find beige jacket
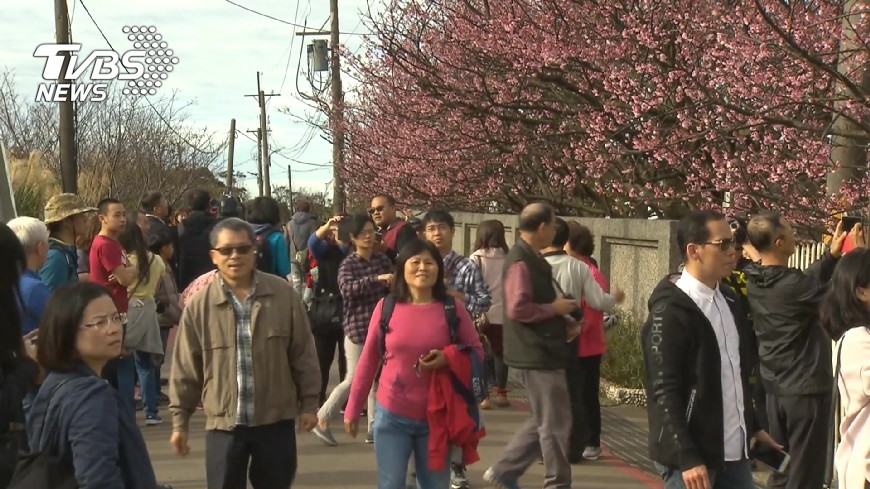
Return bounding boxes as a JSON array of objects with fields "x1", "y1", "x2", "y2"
[
  {"x1": 836, "y1": 327, "x2": 870, "y2": 489},
  {"x1": 169, "y1": 271, "x2": 321, "y2": 432}
]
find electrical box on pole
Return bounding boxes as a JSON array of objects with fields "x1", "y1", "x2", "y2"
[{"x1": 309, "y1": 40, "x2": 330, "y2": 72}]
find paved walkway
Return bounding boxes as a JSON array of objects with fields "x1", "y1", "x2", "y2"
[{"x1": 140, "y1": 400, "x2": 661, "y2": 489}]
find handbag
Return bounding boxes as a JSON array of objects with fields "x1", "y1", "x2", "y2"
[
  {"x1": 307, "y1": 292, "x2": 343, "y2": 334},
  {"x1": 8, "y1": 378, "x2": 79, "y2": 489}
]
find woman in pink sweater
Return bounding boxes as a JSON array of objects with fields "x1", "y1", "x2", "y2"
[
  {"x1": 344, "y1": 239, "x2": 484, "y2": 489},
  {"x1": 821, "y1": 247, "x2": 870, "y2": 489}
]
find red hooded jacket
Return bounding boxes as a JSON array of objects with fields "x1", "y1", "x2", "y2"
[{"x1": 427, "y1": 344, "x2": 486, "y2": 470}]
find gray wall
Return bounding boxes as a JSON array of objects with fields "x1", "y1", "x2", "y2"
[{"x1": 449, "y1": 212, "x2": 681, "y2": 322}]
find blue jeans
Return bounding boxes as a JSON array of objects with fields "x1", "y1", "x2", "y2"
[
  {"x1": 134, "y1": 350, "x2": 159, "y2": 417},
  {"x1": 116, "y1": 355, "x2": 137, "y2": 414},
  {"x1": 373, "y1": 402, "x2": 449, "y2": 489},
  {"x1": 655, "y1": 460, "x2": 754, "y2": 489}
]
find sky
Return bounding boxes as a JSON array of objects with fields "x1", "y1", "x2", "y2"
[{"x1": 0, "y1": 0, "x2": 375, "y2": 199}]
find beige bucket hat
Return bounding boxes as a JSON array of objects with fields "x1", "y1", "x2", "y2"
[{"x1": 43, "y1": 193, "x2": 97, "y2": 224}]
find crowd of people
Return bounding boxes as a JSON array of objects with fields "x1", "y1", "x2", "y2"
[{"x1": 4, "y1": 186, "x2": 868, "y2": 489}]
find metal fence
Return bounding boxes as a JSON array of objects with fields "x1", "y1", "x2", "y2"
[{"x1": 788, "y1": 241, "x2": 826, "y2": 270}]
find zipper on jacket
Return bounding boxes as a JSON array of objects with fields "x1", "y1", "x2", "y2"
[{"x1": 685, "y1": 387, "x2": 697, "y2": 422}]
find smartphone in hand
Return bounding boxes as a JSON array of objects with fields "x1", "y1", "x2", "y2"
[
  {"x1": 842, "y1": 215, "x2": 862, "y2": 233},
  {"x1": 749, "y1": 439, "x2": 790, "y2": 474}
]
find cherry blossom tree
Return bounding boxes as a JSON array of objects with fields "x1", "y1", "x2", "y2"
[{"x1": 344, "y1": 0, "x2": 870, "y2": 229}]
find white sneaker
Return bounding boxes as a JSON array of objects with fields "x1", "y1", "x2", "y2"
[{"x1": 582, "y1": 446, "x2": 602, "y2": 461}]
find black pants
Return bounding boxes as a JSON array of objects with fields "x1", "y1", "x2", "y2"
[
  {"x1": 565, "y1": 351, "x2": 603, "y2": 458},
  {"x1": 767, "y1": 392, "x2": 831, "y2": 489},
  {"x1": 206, "y1": 420, "x2": 297, "y2": 489},
  {"x1": 313, "y1": 329, "x2": 347, "y2": 406},
  {"x1": 158, "y1": 326, "x2": 171, "y2": 392}
]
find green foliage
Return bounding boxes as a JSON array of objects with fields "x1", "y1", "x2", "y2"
[
  {"x1": 601, "y1": 313, "x2": 645, "y2": 390},
  {"x1": 13, "y1": 182, "x2": 46, "y2": 219}
]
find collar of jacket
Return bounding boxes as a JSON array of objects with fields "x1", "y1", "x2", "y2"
[{"x1": 206, "y1": 271, "x2": 275, "y2": 306}]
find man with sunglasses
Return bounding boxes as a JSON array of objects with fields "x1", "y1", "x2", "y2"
[
  {"x1": 369, "y1": 194, "x2": 416, "y2": 260},
  {"x1": 642, "y1": 210, "x2": 778, "y2": 489},
  {"x1": 169, "y1": 218, "x2": 321, "y2": 489},
  {"x1": 744, "y1": 212, "x2": 857, "y2": 489}
]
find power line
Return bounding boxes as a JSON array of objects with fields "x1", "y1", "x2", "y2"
[
  {"x1": 224, "y1": 0, "x2": 309, "y2": 28},
  {"x1": 77, "y1": 0, "x2": 220, "y2": 155}
]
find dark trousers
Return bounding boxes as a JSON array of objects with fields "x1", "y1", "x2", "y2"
[
  {"x1": 313, "y1": 329, "x2": 347, "y2": 406},
  {"x1": 206, "y1": 420, "x2": 297, "y2": 489},
  {"x1": 158, "y1": 326, "x2": 171, "y2": 392},
  {"x1": 566, "y1": 353, "x2": 602, "y2": 457},
  {"x1": 766, "y1": 392, "x2": 831, "y2": 489}
]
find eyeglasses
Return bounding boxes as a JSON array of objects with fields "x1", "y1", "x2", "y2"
[
  {"x1": 368, "y1": 205, "x2": 386, "y2": 215},
  {"x1": 703, "y1": 238, "x2": 736, "y2": 251},
  {"x1": 212, "y1": 244, "x2": 255, "y2": 256},
  {"x1": 82, "y1": 312, "x2": 124, "y2": 330}
]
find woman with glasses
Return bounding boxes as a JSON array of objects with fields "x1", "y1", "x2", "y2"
[
  {"x1": 343, "y1": 239, "x2": 484, "y2": 489},
  {"x1": 312, "y1": 213, "x2": 393, "y2": 446},
  {"x1": 26, "y1": 282, "x2": 160, "y2": 489},
  {"x1": 821, "y1": 244, "x2": 870, "y2": 489}
]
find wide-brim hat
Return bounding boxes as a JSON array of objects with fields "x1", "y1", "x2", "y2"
[{"x1": 43, "y1": 193, "x2": 97, "y2": 224}]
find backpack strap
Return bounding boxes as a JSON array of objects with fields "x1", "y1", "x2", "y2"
[
  {"x1": 443, "y1": 295, "x2": 459, "y2": 344},
  {"x1": 374, "y1": 295, "x2": 397, "y2": 383}
]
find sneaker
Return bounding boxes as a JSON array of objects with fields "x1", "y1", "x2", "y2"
[
  {"x1": 494, "y1": 394, "x2": 511, "y2": 408},
  {"x1": 312, "y1": 426, "x2": 338, "y2": 446},
  {"x1": 157, "y1": 392, "x2": 170, "y2": 406},
  {"x1": 480, "y1": 398, "x2": 492, "y2": 410},
  {"x1": 483, "y1": 467, "x2": 521, "y2": 489},
  {"x1": 365, "y1": 431, "x2": 375, "y2": 444},
  {"x1": 145, "y1": 414, "x2": 163, "y2": 426},
  {"x1": 582, "y1": 446, "x2": 602, "y2": 461},
  {"x1": 135, "y1": 399, "x2": 144, "y2": 411},
  {"x1": 450, "y1": 464, "x2": 470, "y2": 489}
]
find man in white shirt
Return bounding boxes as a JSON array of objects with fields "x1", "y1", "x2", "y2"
[
  {"x1": 641, "y1": 210, "x2": 779, "y2": 489},
  {"x1": 541, "y1": 218, "x2": 625, "y2": 463}
]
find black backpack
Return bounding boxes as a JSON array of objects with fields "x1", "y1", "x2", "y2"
[{"x1": 254, "y1": 227, "x2": 280, "y2": 275}]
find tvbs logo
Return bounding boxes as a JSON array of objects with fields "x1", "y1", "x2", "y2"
[{"x1": 34, "y1": 25, "x2": 178, "y2": 102}]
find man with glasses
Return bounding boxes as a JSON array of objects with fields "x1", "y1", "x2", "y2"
[
  {"x1": 642, "y1": 210, "x2": 778, "y2": 489},
  {"x1": 744, "y1": 212, "x2": 856, "y2": 489},
  {"x1": 369, "y1": 194, "x2": 416, "y2": 260},
  {"x1": 169, "y1": 218, "x2": 321, "y2": 489}
]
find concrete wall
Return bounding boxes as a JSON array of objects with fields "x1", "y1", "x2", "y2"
[{"x1": 449, "y1": 212, "x2": 681, "y2": 322}]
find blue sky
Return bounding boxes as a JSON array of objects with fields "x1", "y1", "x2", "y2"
[{"x1": 0, "y1": 0, "x2": 374, "y2": 198}]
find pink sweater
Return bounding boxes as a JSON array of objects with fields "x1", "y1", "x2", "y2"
[
  {"x1": 345, "y1": 298, "x2": 484, "y2": 422},
  {"x1": 836, "y1": 327, "x2": 870, "y2": 489}
]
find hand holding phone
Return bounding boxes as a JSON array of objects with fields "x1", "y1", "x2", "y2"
[
  {"x1": 842, "y1": 215, "x2": 862, "y2": 233},
  {"x1": 749, "y1": 438, "x2": 790, "y2": 474}
]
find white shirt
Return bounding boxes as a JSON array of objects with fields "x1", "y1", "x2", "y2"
[
  {"x1": 675, "y1": 270, "x2": 747, "y2": 461},
  {"x1": 543, "y1": 252, "x2": 616, "y2": 313}
]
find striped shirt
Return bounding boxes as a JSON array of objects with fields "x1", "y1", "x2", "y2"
[
  {"x1": 221, "y1": 275, "x2": 258, "y2": 426},
  {"x1": 338, "y1": 251, "x2": 392, "y2": 344},
  {"x1": 443, "y1": 251, "x2": 492, "y2": 315}
]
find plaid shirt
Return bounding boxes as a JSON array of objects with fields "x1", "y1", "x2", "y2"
[
  {"x1": 444, "y1": 251, "x2": 491, "y2": 315},
  {"x1": 221, "y1": 274, "x2": 259, "y2": 426},
  {"x1": 338, "y1": 251, "x2": 392, "y2": 344}
]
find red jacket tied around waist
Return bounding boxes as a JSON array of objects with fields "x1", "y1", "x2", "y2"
[{"x1": 426, "y1": 344, "x2": 486, "y2": 470}]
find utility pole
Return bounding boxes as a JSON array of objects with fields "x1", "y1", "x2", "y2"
[
  {"x1": 248, "y1": 129, "x2": 262, "y2": 196},
  {"x1": 54, "y1": 0, "x2": 76, "y2": 193},
  {"x1": 226, "y1": 119, "x2": 236, "y2": 192},
  {"x1": 287, "y1": 164, "x2": 294, "y2": 210},
  {"x1": 329, "y1": 0, "x2": 346, "y2": 214},
  {"x1": 296, "y1": 2, "x2": 347, "y2": 214},
  {"x1": 245, "y1": 73, "x2": 279, "y2": 198}
]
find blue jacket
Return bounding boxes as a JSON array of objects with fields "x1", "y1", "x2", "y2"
[
  {"x1": 38, "y1": 239, "x2": 79, "y2": 292},
  {"x1": 252, "y1": 223, "x2": 291, "y2": 277},
  {"x1": 27, "y1": 364, "x2": 157, "y2": 489},
  {"x1": 18, "y1": 269, "x2": 51, "y2": 334}
]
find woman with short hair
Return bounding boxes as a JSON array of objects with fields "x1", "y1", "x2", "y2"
[{"x1": 26, "y1": 282, "x2": 161, "y2": 489}]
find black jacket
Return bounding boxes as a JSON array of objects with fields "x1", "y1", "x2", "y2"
[
  {"x1": 177, "y1": 211, "x2": 217, "y2": 291},
  {"x1": 642, "y1": 275, "x2": 758, "y2": 471},
  {"x1": 744, "y1": 252, "x2": 838, "y2": 396}
]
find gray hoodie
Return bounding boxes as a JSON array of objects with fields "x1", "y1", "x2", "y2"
[{"x1": 288, "y1": 211, "x2": 316, "y2": 252}]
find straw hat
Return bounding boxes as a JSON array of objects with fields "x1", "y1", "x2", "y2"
[{"x1": 43, "y1": 193, "x2": 97, "y2": 224}]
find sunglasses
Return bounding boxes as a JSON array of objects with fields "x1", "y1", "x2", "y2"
[
  {"x1": 212, "y1": 244, "x2": 255, "y2": 256},
  {"x1": 368, "y1": 205, "x2": 386, "y2": 215},
  {"x1": 702, "y1": 238, "x2": 736, "y2": 251}
]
